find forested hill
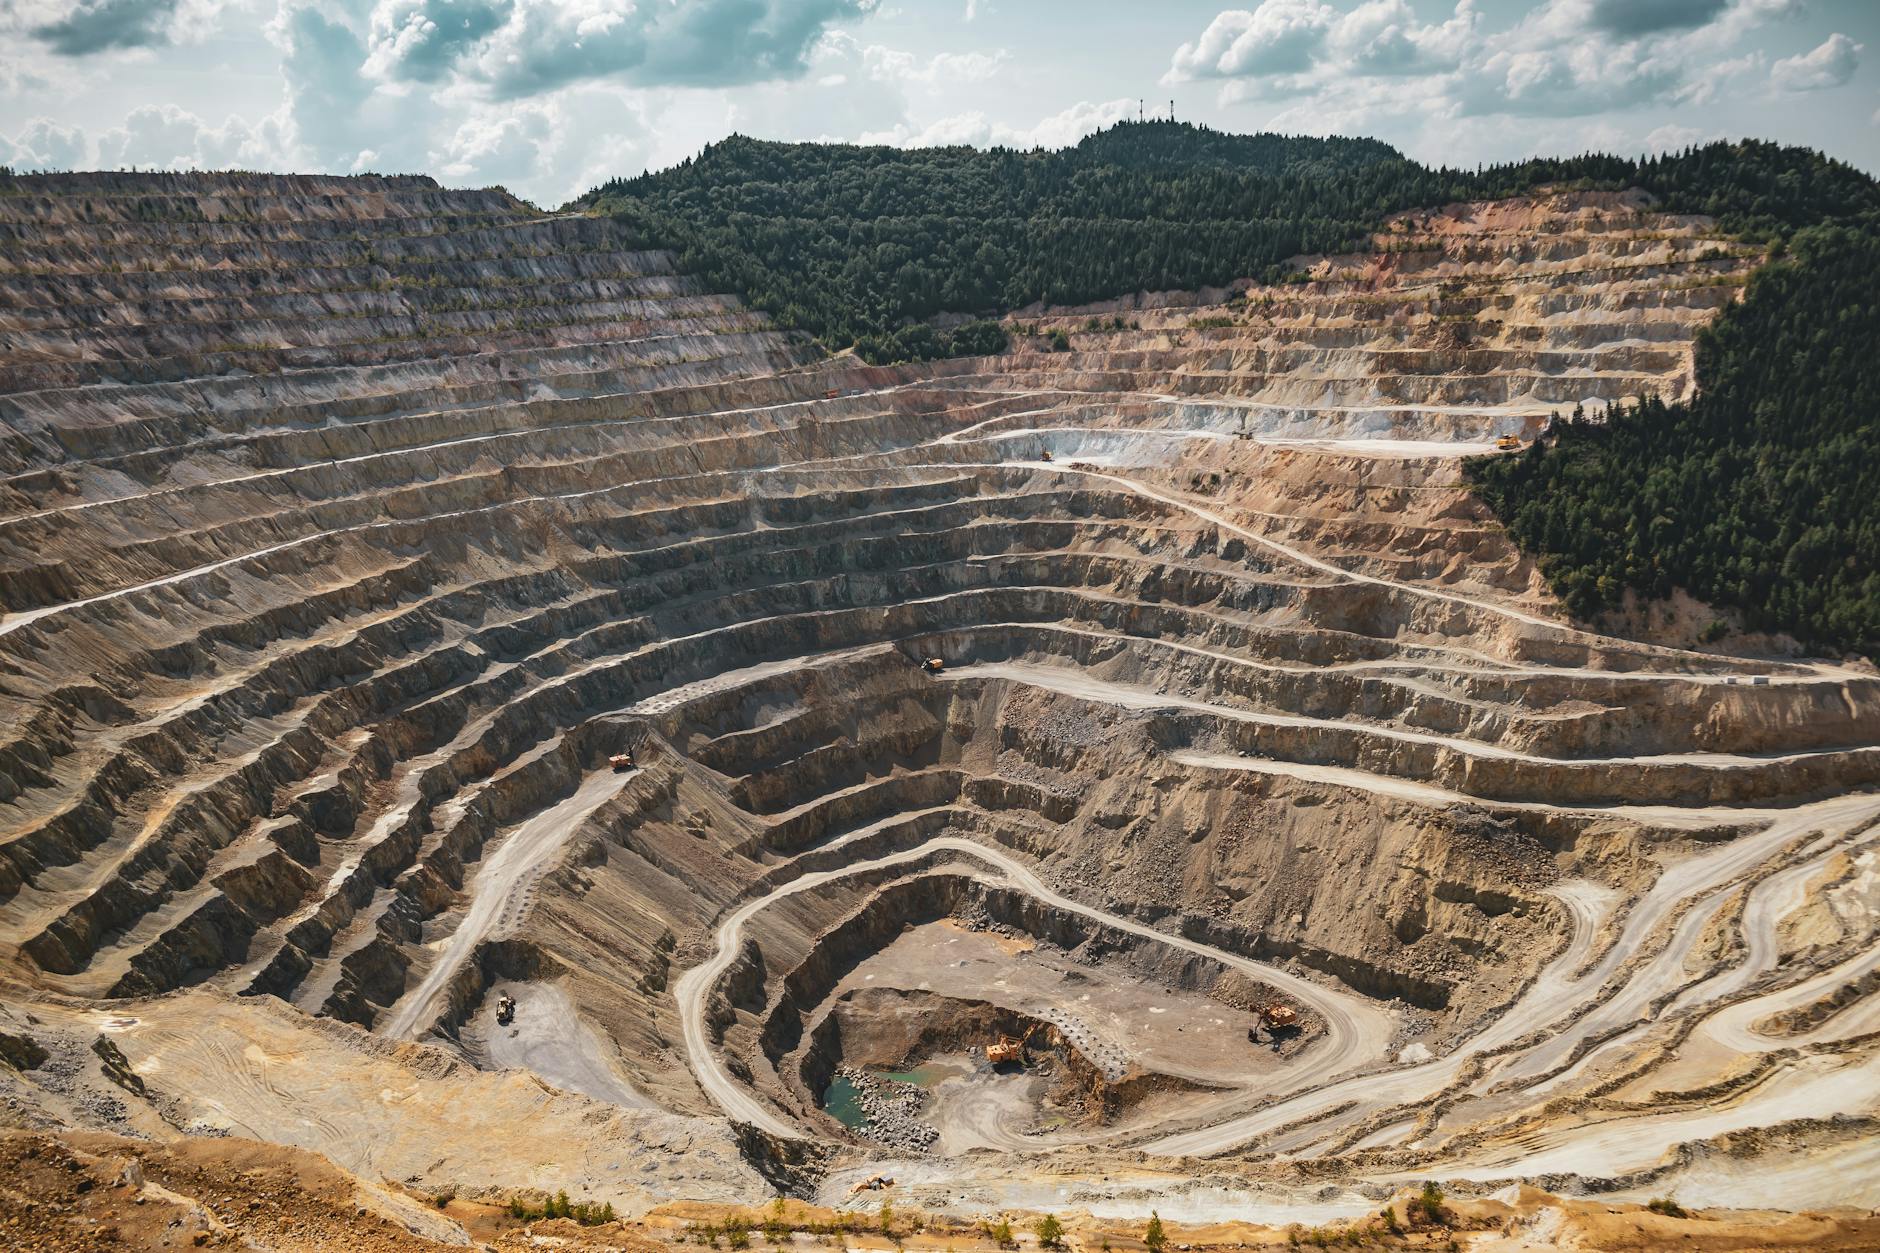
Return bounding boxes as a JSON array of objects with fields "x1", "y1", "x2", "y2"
[
  {"x1": 1066, "y1": 121, "x2": 1401, "y2": 175},
  {"x1": 1468, "y1": 224, "x2": 1880, "y2": 656},
  {"x1": 577, "y1": 120, "x2": 1880, "y2": 657},
  {"x1": 574, "y1": 121, "x2": 1877, "y2": 362}
]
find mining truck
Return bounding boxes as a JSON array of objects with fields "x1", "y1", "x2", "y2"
[
  {"x1": 609, "y1": 751, "x2": 635, "y2": 772},
  {"x1": 922, "y1": 657, "x2": 946, "y2": 674}
]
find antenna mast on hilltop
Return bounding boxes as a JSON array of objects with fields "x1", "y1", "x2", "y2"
[
  {"x1": 1169, "y1": 99, "x2": 1176, "y2": 122},
  {"x1": 1138, "y1": 98, "x2": 1144, "y2": 123}
]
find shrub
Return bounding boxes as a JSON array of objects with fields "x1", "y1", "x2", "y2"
[
  {"x1": 506, "y1": 1193, "x2": 615, "y2": 1227},
  {"x1": 1035, "y1": 1214, "x2": 1064, "y2": 1249},
  {"x1": 1144, "y1": 1211, "x2": 1167, "y2": 1253},
  {"x1": 1408, "y1": 1181, "x2": 1446, "y2": 1226}
]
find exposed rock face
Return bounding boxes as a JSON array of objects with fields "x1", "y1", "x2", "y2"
[{"x1": 2, "y1": 174, "x2": 1877, "y2": 1217}]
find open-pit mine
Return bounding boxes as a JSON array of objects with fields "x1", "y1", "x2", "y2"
[{"x1": 2, "y1": 171, "x2": 1878, "y2": 1244}]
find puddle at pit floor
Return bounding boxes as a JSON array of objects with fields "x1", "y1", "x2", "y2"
[
  {"x1": 882, "y1": 1060, "x2": 968, "y2": 1088},
  {"x1": 821, "y1": 1073, "x2": 866, "y2": 1128},
  {"x1": 823, "y1": 1060, "x2": 969, "y2": 1128}
]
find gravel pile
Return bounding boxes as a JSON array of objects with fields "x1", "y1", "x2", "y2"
[{"x1": 835, "y1": 1066, "x2": 939, "y2": 1154}]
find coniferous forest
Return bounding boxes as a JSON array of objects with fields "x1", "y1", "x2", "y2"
[
  {"x1": 577, "y1": 121, "x2": 1880, "y2": 654},
  {"x1": 1467, "y1": 226, "x2": 1880, "y2": 655}
]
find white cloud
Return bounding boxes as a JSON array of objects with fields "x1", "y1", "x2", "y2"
[
  {"x1": 1326, "y1": 0, "x2": 1472, "y2": 76},
  {"x1": 1, "y1": 118, "x2": 87, "y2": 169},
  {"x1": 94, "y1": 103, "x2": 278, "y2": 169},
  {"x1": 362, "y1": 0, "x2": 881, "y2": 98},
  {"x1": 1771, "y1": 32, "x2": 1861, "y2": 93},
  {"x1": 863, "y1": 46, "x2": 1008, "y2": 86},
  {"x1": 1672, "y1": 50, "x2": 1763, "y2": 106},
  {"x1": 1643, "y1": 121, "x2": 1709, "y2": 153},
  {"x1": 1169, "y1": 2, "x2": 1337, "y2": 81},
  {"x1": 430, "y1": 88, "x2": 650, "y2": 204},
  {"x1": 859, "y1": 97, "x2": 1134, "y2": 151},
  {"x1": 11, "y1": 0, "x2": 240, "y2": 56},
  {"x1": 1167, "y1": 0, "x2": 1818, "y2": 138}
]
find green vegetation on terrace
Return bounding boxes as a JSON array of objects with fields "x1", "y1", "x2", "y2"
[
  {"x1": 1468, "y1": 224, "x2": 1880, "y2": 655},
  {"x1": 575, "y1": 121, "x2": 1877, "y2": 363}
]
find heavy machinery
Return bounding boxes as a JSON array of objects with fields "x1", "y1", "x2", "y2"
[
  {"x1": 1040, "y1": 449, "x2": 1053, "y2": 462},
  {"x1": 1495, "y1": 435, "x2": 1522, "y2": 450},
  {"x1": 987, "y1": 1024, "x2": 1039, "y2": 1066},
  {"x1": 609, "y1": 751, "x2": 635, "y2": 772},
  {"x1": 848, "y1": 1175, "x2": 894, "y2": 1195},
  {"x1": 1260, "y1": 1002, "x2": 1298, "y2": 1030},
  {"x1": 922, "y1": 657, "x2": 946, "y2": 674},
  {"x1": 495, "y1": 994, "x2": 516, "y2": 1026}
]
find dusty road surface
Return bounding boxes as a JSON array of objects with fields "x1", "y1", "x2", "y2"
[{"x1": 383, "y1": 767, "x2": 632, "y2": 1040}]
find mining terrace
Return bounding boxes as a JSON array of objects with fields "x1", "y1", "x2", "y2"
[{"x1": 1, "y1": 172, "x2": 1877, "y2": 1230}]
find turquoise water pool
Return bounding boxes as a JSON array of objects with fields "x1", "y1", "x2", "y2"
[{"x1": 821, "y1": 1073, "x2": 866, "y2": 1128}]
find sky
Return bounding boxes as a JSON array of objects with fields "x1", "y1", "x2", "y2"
[{"x1": 3, "y1": 0, "x2": 1877, "y2": 206}]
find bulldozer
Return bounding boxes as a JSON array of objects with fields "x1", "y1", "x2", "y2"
[{"x1": 609, "y1": 751, "x2": 635, "y2": 773}]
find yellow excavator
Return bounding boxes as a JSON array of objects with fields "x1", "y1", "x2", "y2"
[
  {"x1": 987, "y1": 1023, "x2": 1040, "y2": 1066},
  {"x1": 1495, "y1": 435, "x2": 1522, "y2": 451}
]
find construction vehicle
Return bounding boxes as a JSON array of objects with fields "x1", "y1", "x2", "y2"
[
  {"x1": 495, "y1": 994, "x2": 516, "y2": 1026},
  {"x1": 986, "y1": 1024, "x2": 1039, "y2": 1067},
  {"x1": 848, "y1": 1175, "x2": 894, "y2": 1196},
  {"x1": 1495, "y1": 435, "x2": 1522, "y2": 451},
  {"x1": 609, "y1": 751, "x2": 635, "y2": 773},
  {"x1": 824, "y1": 389, "x2": 839, "y2": 400},
  {"x1": 1259, "y1": 1002, "x2": 1298, "y2": 1030},
  {"x1": 1040, "y1": 449, "x2": 1053, "y2": 462},
  {"x1": 922, "y1": 657, "x2": 945, "y2": 674}
]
